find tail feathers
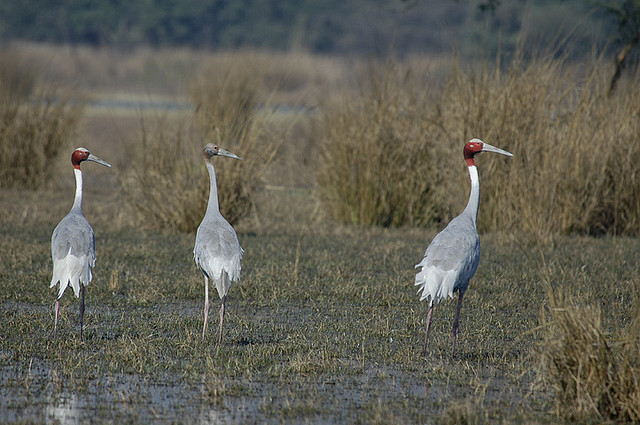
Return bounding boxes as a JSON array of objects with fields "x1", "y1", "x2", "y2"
[
  {"x1": 415, "y1": 267, "x2": 438, "y2": 305},
  {"x1": 51, "y1": 277, "x2": 90, "y2": 299},
  {"x1": 213, "y1": 271, "x2": 233, "y2": 300},
  {"x1": 51, "y1": 256, "x2": 93, "y2": 299},
  {"x1": 415, "y1": 266, "x2": 458, "y2": 307}
]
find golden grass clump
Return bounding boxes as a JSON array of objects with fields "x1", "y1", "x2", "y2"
[
  {"x1": 124, "y1": 55, "x2": 283, "y2": 232},
  {"x1": 0, "y1": 48, "x2": 82, "y2": 188},
  {"x1": 316, "y1": 61, "x2": 456, "y2": 227},
  {"x1": 540, "y1": 287, "x2": 640, "y2": 422}
]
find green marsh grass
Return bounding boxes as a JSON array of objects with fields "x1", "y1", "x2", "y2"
[{"x1": 3, "y1": 207, "x2": 640, "y2": 422}]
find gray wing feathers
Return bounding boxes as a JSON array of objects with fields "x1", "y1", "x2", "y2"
[
  {"x1": 51, "y1": 214, "x2": 96, "y2": 263},
  {"x1": 198, "y1": 226, "x2": 242, "y2": 261},
  {"x1": 50, "y1": 213, "x2": 96, "y2": 299},
  {"x1": 194, "y1": 218, "x2": 243, "y2": 299},
  {"x1": 423, "y1": 220, "x2": 478, "y2": 273},
  {"x1": 415, "y1": 215, "x2": 480, "y2": 305}
]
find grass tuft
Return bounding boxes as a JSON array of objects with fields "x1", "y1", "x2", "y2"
[
  {"x1": 443, "y1": 399, "x2": 484, "y2": 425},
  {"x1": 190, "y1": 58, "x2": 285, "y2": 225},
  {"x1": 539, "y1": 286, "x2": 640, "y2": 422},
  {"x1": 316, "y1": 60, "x2": 454, "y2": 227},
  {"x1": 445, "y1": 56, "x2": 640, "y2": 242},
  {"x1": 122, "y1": 116, "x2": 207, "y2": 233}
]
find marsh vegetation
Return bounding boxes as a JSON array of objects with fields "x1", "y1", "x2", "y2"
[{"x1": 1, "y1": 43, "x2": 639, "y2": 423}]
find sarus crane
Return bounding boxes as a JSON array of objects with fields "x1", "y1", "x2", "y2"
[
  {"x1": 414, "y1": 138, "x2": 512, "y2": 356},
  {"x1": 193, "y1": 143, "x2": 243, "y2": 347},
  {"x1": 51, "y1": 147, "x2": 111, "y2": 338}
]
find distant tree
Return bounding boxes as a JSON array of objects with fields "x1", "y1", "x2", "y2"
[
  {"x1": 471, "y1": 0, "x2": 639, "y2": 94},
  {"x1": 599, "y1": 0, "x2": 640, "y2": 94},
  {"x1": 478, "y1": 0, "x2": 501, "y2": 13}
]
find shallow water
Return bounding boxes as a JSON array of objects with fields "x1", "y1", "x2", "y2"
[
  {"x1": 0, "y1": 297, "x2": 543, "y2": 424},
  {"x1": 2, "y1": 364, "x2": 263, "y2": 424},
  {"x1": 2, "y1": 355, "x2": 451, "y2": 424}
]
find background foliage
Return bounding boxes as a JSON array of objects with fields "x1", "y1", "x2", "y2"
[
  {"x1": 316, "y1": 61, "x2": 455, "y2": 228},
  {"x1": 0, "y1": 0, "x2": 621, "y2": 58}
]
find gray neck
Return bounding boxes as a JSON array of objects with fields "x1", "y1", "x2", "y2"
[
  {"x1": 205, "y1": 162, "x2": 220, "y2": 215},
  {"x1": 71, "y1": 168, "x2": 83, "y2": 212},
  {"x1": 462, "y1": 165, "x2": 480, "y2": 225}
]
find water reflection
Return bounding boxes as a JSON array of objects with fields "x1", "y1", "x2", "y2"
[
  {"x1": 19, "y1": 368, "x2": 263, "y2": 424},
  {"x1": 198, "y1": 374, "x2": 257, "y2": 425},
  {"x1": 199, "y1": 406, "x2": 230, "y2": 425},
  {"x1": 46, "y1": 392, "x2": 80, "y2": 425},
  {"x1": 198, "y1": 398, "x2": 256, "y2": 425}
]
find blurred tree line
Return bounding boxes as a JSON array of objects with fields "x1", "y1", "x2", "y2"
[{"x1": 0, "y1": 0, "x2": 628, "y2": 58}]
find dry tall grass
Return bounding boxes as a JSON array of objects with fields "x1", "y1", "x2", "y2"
[
  {"x1": 316, "y1": 54, "x2": 640, "y2": 240},
  {"x1": 0, "y1": 49, "x2": 82, "y2": 188},
  {"x1": 124, "y1": 55, "x2": 284, "y2": 232},
  {"x1": 190, "y1": 59, "x2": 284, "y2": 226},
  {"x1": 316, "y1": 61, "x2": 457, "y2": 227},
  {"x1": 437, "y1": 57, "x2": 640, "y2": 242},
  {"x1": 122, "y1": 117, "x2": 207, "y2": 233},
  {"x1": 539, "y1": 287, "x2": 640, "y2": 422}
]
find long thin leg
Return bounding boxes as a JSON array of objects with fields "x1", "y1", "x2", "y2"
[
  {"x1": 421, "y1": 305, "x2": 434, "y2": 357},
  {"x1": 202, "y1": 276, "x2": 210, "y2": 340},
  {"x1": 54, "y1": 299, "x2": 61, "y2": 338},
  {"x1": 451, "y1": 291, "x2": 465, "y2": 356},
  {"x1": 216, "y1": 295, "x2": 226, "y2": 349},
  {"x1": 80, "y1": 285, "x2": 85, "y2": 340}
]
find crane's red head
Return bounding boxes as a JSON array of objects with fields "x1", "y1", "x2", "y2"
[
  {"x1": 463, "y1": 139, "x2": 484, "y2": 167},
  {"x1": 463, "y1": 138, "x2": 513, "y2": 166},
  {"x1": 71, "y1": 147, "x2": 111, "y2": 170},
  {"x1": 71, "y1": 148, "x2": 91, "y2": 169}
]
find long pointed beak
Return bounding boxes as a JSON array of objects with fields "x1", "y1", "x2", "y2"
[
  {"x1": 218, "y1": 148, "x2": 242, "y2": 160},
  {"x1": 482, "y1": 143, "x2": 513, "y2": 157},
  {"x1": 87, "y1": 153, "x2": 112, "y2": 168}
]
